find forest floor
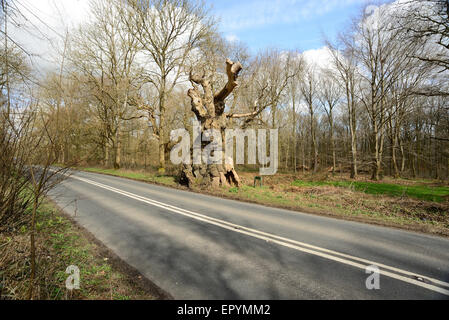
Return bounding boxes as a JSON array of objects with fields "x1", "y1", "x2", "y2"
[
  {"x1": 0, "y1": 197, "x2": 168, "y2": 300},
  {"x1": 78, "y1": 166, "x2": 449, "y2": 237}
]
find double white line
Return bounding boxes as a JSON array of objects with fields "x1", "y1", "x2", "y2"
[{"x1": 69, "y1": 174, "x2": 449, "y2": 296}]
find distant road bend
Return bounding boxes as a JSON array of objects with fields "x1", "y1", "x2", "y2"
[{"x1": 49, "y1": 170, "x2": 449, "y2": 299}]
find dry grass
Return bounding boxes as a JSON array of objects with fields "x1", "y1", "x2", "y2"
[{"x1": 234, "y1": 172, "x2": 449, "y2": 233}]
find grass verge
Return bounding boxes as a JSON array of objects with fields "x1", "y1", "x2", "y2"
[{"x1": 0, "y1": 197, "x2": 168, "y2": 300}]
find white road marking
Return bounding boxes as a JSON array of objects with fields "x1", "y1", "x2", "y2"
[{"x1": 68, "y1": 173, "x2": 449, "y2": 296}]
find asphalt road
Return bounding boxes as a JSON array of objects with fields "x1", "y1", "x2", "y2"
[{"x1": 49, "y1": 170, "x2": 449, "y2": 299}]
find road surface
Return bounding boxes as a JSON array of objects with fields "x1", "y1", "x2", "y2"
[{"x1": 49, "y1": 170, "x2": 449, "y2": 299}]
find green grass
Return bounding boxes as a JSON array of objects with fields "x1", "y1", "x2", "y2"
[{"x1": 292, "y1": 180, "x2": 449, "y2": 203}]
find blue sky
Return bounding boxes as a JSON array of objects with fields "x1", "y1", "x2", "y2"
[{"x1": 208, "y1": 0, "x2": 372, "y2": 53}]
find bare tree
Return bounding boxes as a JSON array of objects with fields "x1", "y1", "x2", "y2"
[
  {"x1": 355, "y1": 5, "x2": 409, "y2": 181},
  {"x1": 26, "y1": 115, "x2": 70, "y2": 299},
  {"x1": 397, "y1": 0, "x2": 449, "y2": 75},
  {"x1": 121, "y1": 0, "x2": 214, "y2": 171},
  {"x1": 327, "y1": 42, "x2": 359, "y2": 179},
  {"x1": 70, "y1": 0, "x2": 142, "y2": 169},
  {"x1": 180, "y1": 49, "x2": 297, "y2": 188},
  {"x1": 318, "y1": 71, "x2": 342, "y2": 174},
  {"x1": 287, "y1": 52, "x2": 304, "y2": 173},
  {"x1": 301, "y1": 64, "x2": 319, "y2": 173},
  {"x1": 182, "y1": 58, "x2": 244, "y2": 188}
]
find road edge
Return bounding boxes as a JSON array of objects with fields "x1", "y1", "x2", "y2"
[{"x1": 48, "y1": 198, "x2": 174, "y2": 300}]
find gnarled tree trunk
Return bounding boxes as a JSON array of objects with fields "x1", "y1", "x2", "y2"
[{"x1": 181, "y1": 59, "x2": 253, "y2": 189}]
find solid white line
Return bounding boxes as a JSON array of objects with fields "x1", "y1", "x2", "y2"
[{"x1": 68, "y1": 173, "x2": 449, "y2": 296}]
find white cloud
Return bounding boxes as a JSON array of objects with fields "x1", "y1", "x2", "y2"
[
  {"x1": 302, "y1": 46, "x2": 333, "y2": 69},
  {"x1": 9, "y1": 0, "x2": 91, "y2": 74},
  {"x1": 225, "y1": 34, "x2": 239, "y2": 42}
]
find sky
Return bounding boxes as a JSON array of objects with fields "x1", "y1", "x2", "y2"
[
  {"x1": 208, "y1": 0, "x2": 371, "y2": 53},
  {"x1": 8, "y1": 0, "x2": 382, "y2": 73}
]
